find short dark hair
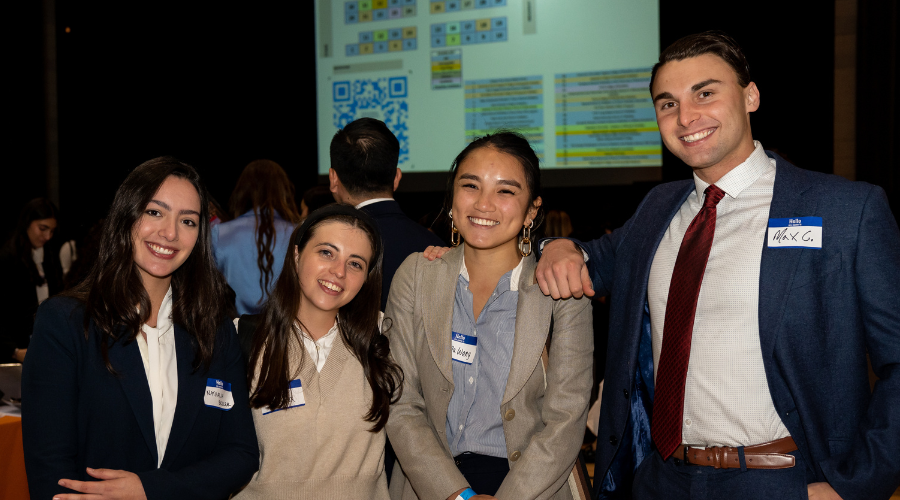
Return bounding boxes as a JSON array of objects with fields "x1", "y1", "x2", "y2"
[
  {"x1": 650, "y1": 31, "x2": 751, "y2": 93},
  {"x1": 443, "y1": 130, "x2": 543, "y2": 226},
  {"x1": 330, "y1": 118, "x2": 400, "y2": 196}
]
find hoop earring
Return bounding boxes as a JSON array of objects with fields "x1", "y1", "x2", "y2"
[
  {"x1": 519, "y1": 220, "x2": 533, "y2": 256},
  {"x1": 450, "y1": 210, "x2": 461, "y2": 247}
]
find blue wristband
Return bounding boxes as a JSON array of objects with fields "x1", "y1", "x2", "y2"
[{"x1": 457, "y1": 488, "x2": 477, "y2": 500}]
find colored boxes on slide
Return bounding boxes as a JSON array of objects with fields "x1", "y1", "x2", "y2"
[
  {"x1": 345, "y1": 0, "x2": 416, "y2": 24},
  {"x1": 431, "y1": 17, "x2": 506, "y2": 47},
  {"x1": 430, "y1": 0, "x2": 506, "y2": 13},
  {"x1": 347, "y1": 26, "x2": 418, "y2": 56}
]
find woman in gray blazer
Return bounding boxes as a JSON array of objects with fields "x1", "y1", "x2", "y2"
[{"x1": 385, "y1": 132, "x2": 594, "y2": 500}]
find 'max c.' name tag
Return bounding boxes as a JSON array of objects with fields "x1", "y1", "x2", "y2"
[
  {"x1": 262, "y1": 379, "x2": 305, "y2": 415},
  {"x1": 204, "y1": 378, "x2": 234, "y2": 411},
  {"x1": 768, "y1": 217, "x2": 823, "y2": 249},
  {"x1": 451, "y1": 332, "x2": 477, "y2": 365}
]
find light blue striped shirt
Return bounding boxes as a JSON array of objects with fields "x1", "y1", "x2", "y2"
[{"x1": 446, "y1": 258, "x2": 524, "y2": 458}]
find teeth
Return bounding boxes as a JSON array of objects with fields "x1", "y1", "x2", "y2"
[
  {"x1": 681, "y1": 129, "x2": 714, "y2": 142},
  {"x1": 318, "y1": 280, "x2": 343, "y2": 292},
  {"x1": 469, "y1": 217, "x2": 499, "y2": 226},
  {"x1": 148, "y1": 243, "x2": 174, "y2": 255}
]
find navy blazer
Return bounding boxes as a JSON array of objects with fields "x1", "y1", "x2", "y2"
[
  {"x1": 359, "y1": 200, "x2": 444, "y2": 311},
  {"x1": 585, "y1": 152, "x2": 900, "y2": 500},
  {"x1": 22, "y1": 296, "x2": 259, "y2": 500}
]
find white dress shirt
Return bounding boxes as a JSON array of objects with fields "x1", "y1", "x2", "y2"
[
  {"x1": 32, "y1": 247, "x2": 49, "y2": 304},
  {"x1": 355, "y1": 197, "x2": 394, "y2": 209},
  {"x1": 136, "y1": 286, "x2": 178, "y2": 467},
  {"x1": 648, "y1": 141, "x2": 791, "y2": 447}
]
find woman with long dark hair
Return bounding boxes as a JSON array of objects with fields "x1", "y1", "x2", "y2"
[
  {"x1": 385, "y1": 132, "x2": 593, "y2": 500},
  {"x1": 22, "y1": 157, "x2": 259, "y2": 500},
  {"x1": 0, "y1": 198, "x2": 63, "y2": 363},
  {"x1": 213, "y1": 159, "x2": 301, "y2": 315},
  {"x1": 234, "y1": 204, "x2": 402, "y2": 500}
]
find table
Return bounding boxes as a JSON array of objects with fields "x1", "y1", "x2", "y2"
[{"x1": 0, "y1": 415, "x2": 29, "y2": 500}]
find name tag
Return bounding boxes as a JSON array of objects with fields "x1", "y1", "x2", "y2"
[
  {"x1": 204, "y1": 378, "x2": 234, "y2": 411},
  {"x1": 767, "y1": 217, "x2": 822, "y2": 249},
  {"x1": 262, "y1": 379, "x2": 305, "y2": 415},
  {"x1": 451, "y1": 332, "x2": 477, "y2": 365}
]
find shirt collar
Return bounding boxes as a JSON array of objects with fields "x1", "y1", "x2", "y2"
[
  {"x1": 355, "y1": 198, "x2": 394, "y2": 209},
  {"x1": 459, "y1": 255, "x2": 525, "y2": 292},
  {"x1": 143, "y1": 286, "x2": 174, "y2": 336},
  {"x1": 692, "y1": 141, "x2": 773, "y2": 202}
]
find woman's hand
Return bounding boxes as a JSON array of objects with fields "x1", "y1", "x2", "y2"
[
  {"x1": 13, "y1": 348, "x2": 26, "y2": 363},
  {"x1": 446, "y1": 488, "x2": 496, "y2": 500},
  {"x1": 423, "y1": 246, "x2": 451, "y2": 261},
  {"x1": 54, "y1": 468, "x2": 147, "y2": 500}
]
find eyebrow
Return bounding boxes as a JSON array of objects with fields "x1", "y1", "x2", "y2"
[
  {"x1": 316, "y1": 242, "x2": 369, "y2": 266},
  {"x1": 149, "y1": 199, "x2": 201, "y2": 217},
  {"x1": 652, "y1": 79, "x2": 724, "y2": 102},
  {"x1": 458, "y1": 173, "x2": 523, "y2": 189}
]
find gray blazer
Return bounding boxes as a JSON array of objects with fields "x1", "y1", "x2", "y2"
[{"x1": 385, "y1": 247, "x2": 593, "y2": 500}]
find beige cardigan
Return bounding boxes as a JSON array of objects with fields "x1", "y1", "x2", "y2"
[{"x1": 235, "y1": 331, "x2": 389, "y2": 500}]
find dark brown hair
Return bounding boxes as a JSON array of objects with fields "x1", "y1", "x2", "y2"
[
  {"x1": 3, "y1": 198, "x2": 61, "y2": 289},
  {"x1": 650, "y1": 31, "x2": 751, "y2": 92},
  {"x1": 329, "y1": 118, "x2": 400, "y2": 197},
  {"x1": 66, "y1": 157, "x2": 232, "y2": 372},
  {"x1": 229, "y1": 159, "x2": 301, "y2": 300},
  {"x1": 248, "y1": 204, "x2": 402, "y2": 432}
]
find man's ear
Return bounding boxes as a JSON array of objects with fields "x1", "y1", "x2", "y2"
[
  {"x1": 393, "y1": 168, "x2": 402, "y2": 192},
  {"x1": 745, "y1": 82, "x2": 760, "y2": 113},
  {"x1": 328, "y1": 168, "x2": 340, "y2": 194}
]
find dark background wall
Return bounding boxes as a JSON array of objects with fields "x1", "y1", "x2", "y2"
[{"x1": 6, "y1": 1, "x2": 898, "y2": 245}]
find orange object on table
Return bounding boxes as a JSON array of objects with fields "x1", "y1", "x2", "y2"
[{"x1": 0, "y1": 415, "x2": 30, "y2": 500}]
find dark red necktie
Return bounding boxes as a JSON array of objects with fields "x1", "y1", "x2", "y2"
[{"x1": 652, "y1": 184, "x2": 726, "y2": 460}]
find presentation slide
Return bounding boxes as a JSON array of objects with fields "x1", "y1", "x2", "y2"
[{"x1": 314, "y1": 0, "x2": 661, "y2": 184}]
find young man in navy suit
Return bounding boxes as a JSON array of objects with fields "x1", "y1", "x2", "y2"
[
  {"x1": 537, "y1": 32, "x2": 900, "y2": 500},
  {"x1": 330, "y1": 117, "x2": 445, "y2": 312}
]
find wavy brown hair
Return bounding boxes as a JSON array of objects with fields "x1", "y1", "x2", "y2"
[
  {"x1": 248, "y1": 204, "x2": 402, "y2": 432},
  {"x1": 229, "y1": 159, "x2": 301, "y2": 300},
  {"x1": 66, "y1": 157, "x2": 232, "y2": 373}
]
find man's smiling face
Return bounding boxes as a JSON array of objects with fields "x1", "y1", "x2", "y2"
[{"x1": 652, "y1": 53, "x2": 760, "y2": 183}]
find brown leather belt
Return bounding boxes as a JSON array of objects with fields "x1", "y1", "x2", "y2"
[{"x1": 673, "y1": 436, "x2": 797, "y2": 470}]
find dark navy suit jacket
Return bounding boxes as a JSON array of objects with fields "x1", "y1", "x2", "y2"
[
  {"x1": 586, "y1": 152, "x2": 900, "y2": 500},
  {"x1": 22, "y1": 296, "x2": 259, "y2": 500},
  {"x1": 359, "y1": 200, "x2": 444, "y2": 311}
]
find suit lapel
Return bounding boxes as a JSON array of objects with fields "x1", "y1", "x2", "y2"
[
  {"x1": 758, "y1": 156, "x2": 817, "y2": 360},
  {"x1": 160, "y1": 325, "x2": 206, "y2": 468},
  {"x1": 424, "y1": 246, "x2": 463, "y2": 385},
  {"x1": 108, "y1": 335, "x2": 158, "y2": 465},
  {"x1": 502, "y1": 255, "x2": 552, "y2": 404}
]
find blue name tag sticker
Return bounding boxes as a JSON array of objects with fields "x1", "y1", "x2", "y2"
[
  {"x1": 204, "y1": 378, "x2": 234, "y2": 411},
  {"x1": 262, "y1": 379, "x2": 305, "y2": 415},
  {"x1": 451, "y1": 332, "x2": 477, "y2": 365},
  {"x1": 767, "y1": 217, "x2": 822, "y2": 249}
]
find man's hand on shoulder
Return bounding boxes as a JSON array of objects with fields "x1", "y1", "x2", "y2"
[
  {"x1": 535, "y1": 239, "x2": 593, "y2": 299},
  {"x1": 807, "y1": 482, "x2": 844, "y2": 500}
]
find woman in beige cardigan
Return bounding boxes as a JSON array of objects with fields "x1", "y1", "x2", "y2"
[
  {"x1": 385, "y1": 132, "x2": 594, "y2": 500},
  {"x1": 236, "y1": 204, "x2": 403, "y2": 500}
]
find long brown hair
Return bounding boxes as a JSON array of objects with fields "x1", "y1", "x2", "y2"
[
  {"x1": 248, "y1": 204, "x2": 402, "y2": 432},
  {"x1": 229, "y1": 159, "x2": 301, "y2": 300},
  {"x1": 66, "y1": 157, "x2": 232, "y2": 372}
]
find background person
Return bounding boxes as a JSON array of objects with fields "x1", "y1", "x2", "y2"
[
  {"x1": 385, "y1": 132, "x2": 593, "y2": 500},
  {"x1": 22, "y1": 157, "x2": 259, "y2": 500},
  {"x1": 0, "y1": 197, "x2": 62, "y2": 364},
  {"x1": 235, "y1": 204, "x2": 402, "y2": 499},
  {"x1": 212, "y1": 159, "x2": 301, "y2": 315}
]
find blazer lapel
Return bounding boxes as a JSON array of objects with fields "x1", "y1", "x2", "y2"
[
  {"x1": 502, "y1": 255, "x2": 552, "y2": 405},
  {"x1": 758, "y1": 155, "x2": 817, "y2": 360},
  {"x1": 424, "y1": 246, "x2": 463, "y2": 385},
  {"x1": 108, "y1": 336, "x2": 158, "y2": 465},
  {"x1": 160, "y1": 325, "x2": 206, "y2": 468}
]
